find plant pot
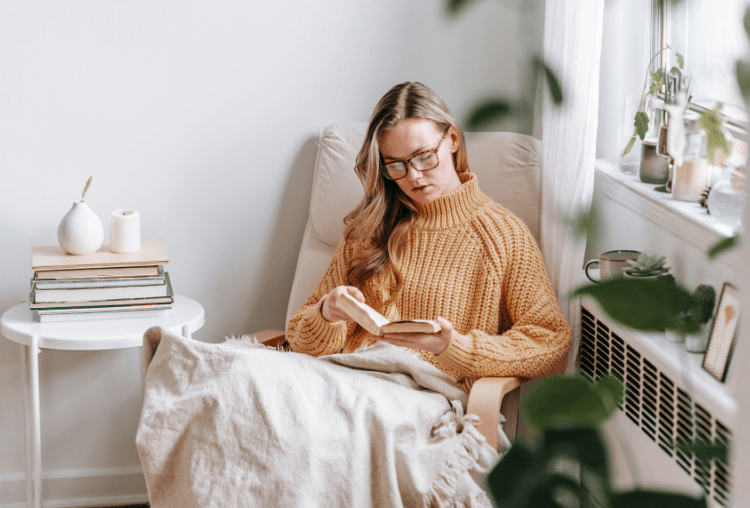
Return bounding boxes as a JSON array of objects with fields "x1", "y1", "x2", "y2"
[
  {"x1": 640, "y1": 139, "x2": 670, "y2": 184},
  {"x1": 623, "y1": 274, "x2": 659, "y2": 280},
  {"x1": 665, "y1": 329, "x2": 685, "y2": 343},
  {"x1": 57, "y1": 200, "x2": 104, "y2": 255},
  {"x1": 685, "y1": 321, "x2": 712, "y2": 354}
]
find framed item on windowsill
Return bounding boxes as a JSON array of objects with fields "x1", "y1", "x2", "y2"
[{"x1": 703, "y1": 283, "x2": 741, "y2": 382}]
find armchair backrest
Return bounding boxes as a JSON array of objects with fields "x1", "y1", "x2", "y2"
[{"x1": 285, "y1": 122, "x2": 542, "y2": 328}]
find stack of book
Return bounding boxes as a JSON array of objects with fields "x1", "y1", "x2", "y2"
[{"x1": 30, "y1": 238, "x2": 174, "y2": 323}]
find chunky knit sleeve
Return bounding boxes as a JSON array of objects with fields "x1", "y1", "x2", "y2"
[
  {"x1": 286, "y1": 240, "x2": 353, "y2": 356},
  {"x1": 433, "y1": 213, "x2": 571, "y2": 380}
]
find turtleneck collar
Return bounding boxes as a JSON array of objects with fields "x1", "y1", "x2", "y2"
[{"x1": 412, "y1": 173, "x2": 491, "y2": 229}]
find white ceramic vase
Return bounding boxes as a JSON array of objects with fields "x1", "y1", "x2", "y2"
[
  {"x1": 57, "y1": 201, "x2": 104, "y2": 255},
  {"x1": 685, "y1": 321, "x2": 712, "y2": 354}
]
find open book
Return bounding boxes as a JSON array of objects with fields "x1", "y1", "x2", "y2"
[{"x1": 337, "y1": 292, "x2": 441, "y2": 336}]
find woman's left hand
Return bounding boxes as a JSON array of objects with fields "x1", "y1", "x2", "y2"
[{"x1": 374, "y1": 317, "x2": 465, "y2": 355}]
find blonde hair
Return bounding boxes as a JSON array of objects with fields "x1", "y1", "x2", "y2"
[{"x1": 343, "y1": 82, "x2": 469, "y2": 305}]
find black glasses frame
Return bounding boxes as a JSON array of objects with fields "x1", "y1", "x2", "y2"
[{"x1": 380, "y1": 130, "x2": 448, "y2": 181}]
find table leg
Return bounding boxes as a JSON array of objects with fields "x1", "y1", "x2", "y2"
[
  {"x1": 29, "y1": 336, "x2": 42, "y2": 508},
  {"x1": 182, "y1": 324, "x2": 191, "y2": 340},
  {"x1": 20, "y1": 344, "x2": 33, "y2": 508}
]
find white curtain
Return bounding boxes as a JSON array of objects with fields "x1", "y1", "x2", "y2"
[{"x1": 541, "y1": 0, "x2": 605, "y2": 372}]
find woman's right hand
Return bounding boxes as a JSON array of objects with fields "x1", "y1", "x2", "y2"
[{"x1": 321, "y1": 286, "x2": 365, "y2": 323}]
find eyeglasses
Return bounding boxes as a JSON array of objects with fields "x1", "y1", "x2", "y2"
[{"x1": 381, "y1": 131, "x2": 448, "y2": 181}]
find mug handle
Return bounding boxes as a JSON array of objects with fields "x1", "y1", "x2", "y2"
[{"x1": 584, "y1": 259, "x2": 600, "y2": 284}]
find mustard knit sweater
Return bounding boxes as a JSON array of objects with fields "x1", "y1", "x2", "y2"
[{"x1": 287, "y1": 173, "x2": 571, "y2": 389}]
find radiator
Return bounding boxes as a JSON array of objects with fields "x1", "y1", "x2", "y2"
[{"x1": 579, "y1": 304, "x2": 736, "y2": 507}]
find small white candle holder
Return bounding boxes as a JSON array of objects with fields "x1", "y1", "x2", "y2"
[{"x1": 110, "y1": 209, "x2": 141, "y2": 253}]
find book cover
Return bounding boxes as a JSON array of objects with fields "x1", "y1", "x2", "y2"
[
  {"x1": 32, "y1": 273, "x2": 171, "y2": 303},
  {"x1": 336, "y1": 292, "x2": 441, "y2": 336},
  {"x1": 37, "y1": 303, "x2": 172, "y2": 316},
  {"x1": 34, "y1": 265, "x2": 163, "y2": 280},
  {"x1": 32, "y1": 238, "x2": 169, "y2": 271},
  {"x1": 30, "y1": 273, "x2": 174, "y2": 309},
  {"x1": 32, "y1": 273, "x2": 166, "y2": 290}
]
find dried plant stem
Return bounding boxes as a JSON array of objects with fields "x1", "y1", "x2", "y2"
[{"x1": 81, "y1": 176, "x2": 93, "y2": 200}]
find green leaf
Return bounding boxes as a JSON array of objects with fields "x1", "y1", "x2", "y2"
[
  {"x1": 707, "y1": 235, "x2": 740, "y2": 259},
  {"x1": 485, "y1": 439, "x2": 542, "y2": 507},
  {"x1": 676, "y1": 53, "x2": 684, "y2": 69},
  {"x1": 736, "y1": 60, "x2": 750, "y2": 100},
  {"x1": 676, "y1": 440, "x2": 730, "y2": 464},
  {"x1": 485, "y1": 439, "x2": 586, "y2": 507},
  {"x1": 595, "y1": 374, "x2": 625, "y2": 414},
  {"x1": 566, "y1": 209, "x2": 599, "y2": 241},
  {"x1": 466, "y1": 99, "x2": 512, "y2": 130},
  {"x1": 648, "y1": 83, "x2": 660, "y2": 95},
  {"x1": 542, "y1": 427, "x2": 609, "y2": 481},
  {"x1": 621, "y1": 136, "x2": 636, "y2": 157},
  {"x1": 534, "y1": 56, "x2": 564, "y2": 104},
  {"x1": 445, "y1": 0, "x2": 475, "y2": 15},
  {"x1": 650, "y1": 69, "x2": 664, "y2": 84},
  {"x1": 522, "y1": 374, "x2": 623, "y2": 433},
  {"x1": 569, "y1": 278, "x2": 697, "y2": 333},
  {"x1": 697, "y1": 104, "x2": 730, "y2": 164},
  {"x1": 541, "y1": 473, "x2": 584, "y2": 507},
  {"x1": 611, "y1": 490, "x2": 707, "y2": 508},
  {"x1": 635, "y1": 111, "x2": 649, "y2": 140}
]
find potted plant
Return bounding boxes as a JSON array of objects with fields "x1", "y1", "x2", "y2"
[
  {"x1": 663, "y1": 283, "x2": 716, "y2": 345},
  {"x1": 684, "y1": 284, "x2": 717, "y2": 352},
  {"x1": 621, "y1": 45, "x2": 686, "y2": 185},
  {"x1": 623, "y1": 252, "x2": 675, "y2": 282}
]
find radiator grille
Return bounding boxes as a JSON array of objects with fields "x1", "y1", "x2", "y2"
[{"x1": 580, "y1": 306, "x2": 733, "y2": 506}]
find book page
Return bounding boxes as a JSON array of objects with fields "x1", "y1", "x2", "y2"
[
  {"x1": 336, "y1": 292, "x2": 390, "y2": 335},
  {"x1": 337, "y1": 293, "x2": 440, "y2": 336}
]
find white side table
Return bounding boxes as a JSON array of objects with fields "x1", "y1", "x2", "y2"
[{"x1": 0, "y1": 294, "x2": 205, "y2": 508}]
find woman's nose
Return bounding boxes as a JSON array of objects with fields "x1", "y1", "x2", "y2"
[{"x1": 405, "y1": 162, "x2": 423, "y2": 181}]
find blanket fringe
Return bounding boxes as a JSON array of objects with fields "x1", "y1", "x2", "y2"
[{"x1": 423, "y1": 401, "x2": 494, "y2": 508}]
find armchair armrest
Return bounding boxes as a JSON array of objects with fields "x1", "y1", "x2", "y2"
[
  {"x1": 467, "y1": 376, "x2": 526, "y2": 451},
  {"x1": 254, "y1": 329, "x2": 287, "y2": 348}
]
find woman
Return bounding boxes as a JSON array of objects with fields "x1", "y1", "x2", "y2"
[{"x1": 287, "y1": 82, "x2": 571, "y2": 390}]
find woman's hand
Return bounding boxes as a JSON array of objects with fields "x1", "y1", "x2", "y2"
[
  {"x1": 321, "y1": 286, "x2": 366, "y2": 323},
  {"x1": 375, "y1": 317, "x2": 466, "y2": 355}
]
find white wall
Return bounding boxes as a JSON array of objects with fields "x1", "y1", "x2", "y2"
[{"x1": 0, "y1": 1, "x2": 542, "y2": 505}]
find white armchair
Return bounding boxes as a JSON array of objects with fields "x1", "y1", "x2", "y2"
[{"x1": 254, "y1": 122, "x2": 542, "y2": 450}]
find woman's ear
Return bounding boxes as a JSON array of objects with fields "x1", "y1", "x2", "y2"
[{"x1": 449, "y1": 126, "x2": 459, "y2": 153}]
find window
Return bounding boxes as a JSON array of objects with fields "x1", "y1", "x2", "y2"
[
  {"x1": 657, "y1": 0, "x2": 749, "y2": 129},
  {"x1": 596, "y1": 0, "x2": 749, "y2": 162},
  {"x1": 663, "y1": 0, "x2": 749, "y2": 110}
]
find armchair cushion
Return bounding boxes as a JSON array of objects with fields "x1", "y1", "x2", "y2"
[{"x1": 310, "y1": 122, "x2": 368, "y2": 246}]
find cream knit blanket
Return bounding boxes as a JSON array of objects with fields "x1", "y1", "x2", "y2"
[{"x1": 136, "y1": 327, "x2": 498, "y2": 508}]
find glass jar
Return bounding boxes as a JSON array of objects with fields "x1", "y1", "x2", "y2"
[
  {"x1": 707, "y1": 166, "x2": 746, "y2": 229},
  {"x1": 672, "y1": 123, "x2": 709, "y2": 202},
  {"x1": 620, "y1": 94, "x2": 642, "y2": 175}
]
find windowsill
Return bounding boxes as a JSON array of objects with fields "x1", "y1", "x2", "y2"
[{"x1": 594, "y1": 159, "x2": 743, "y2": 272}]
